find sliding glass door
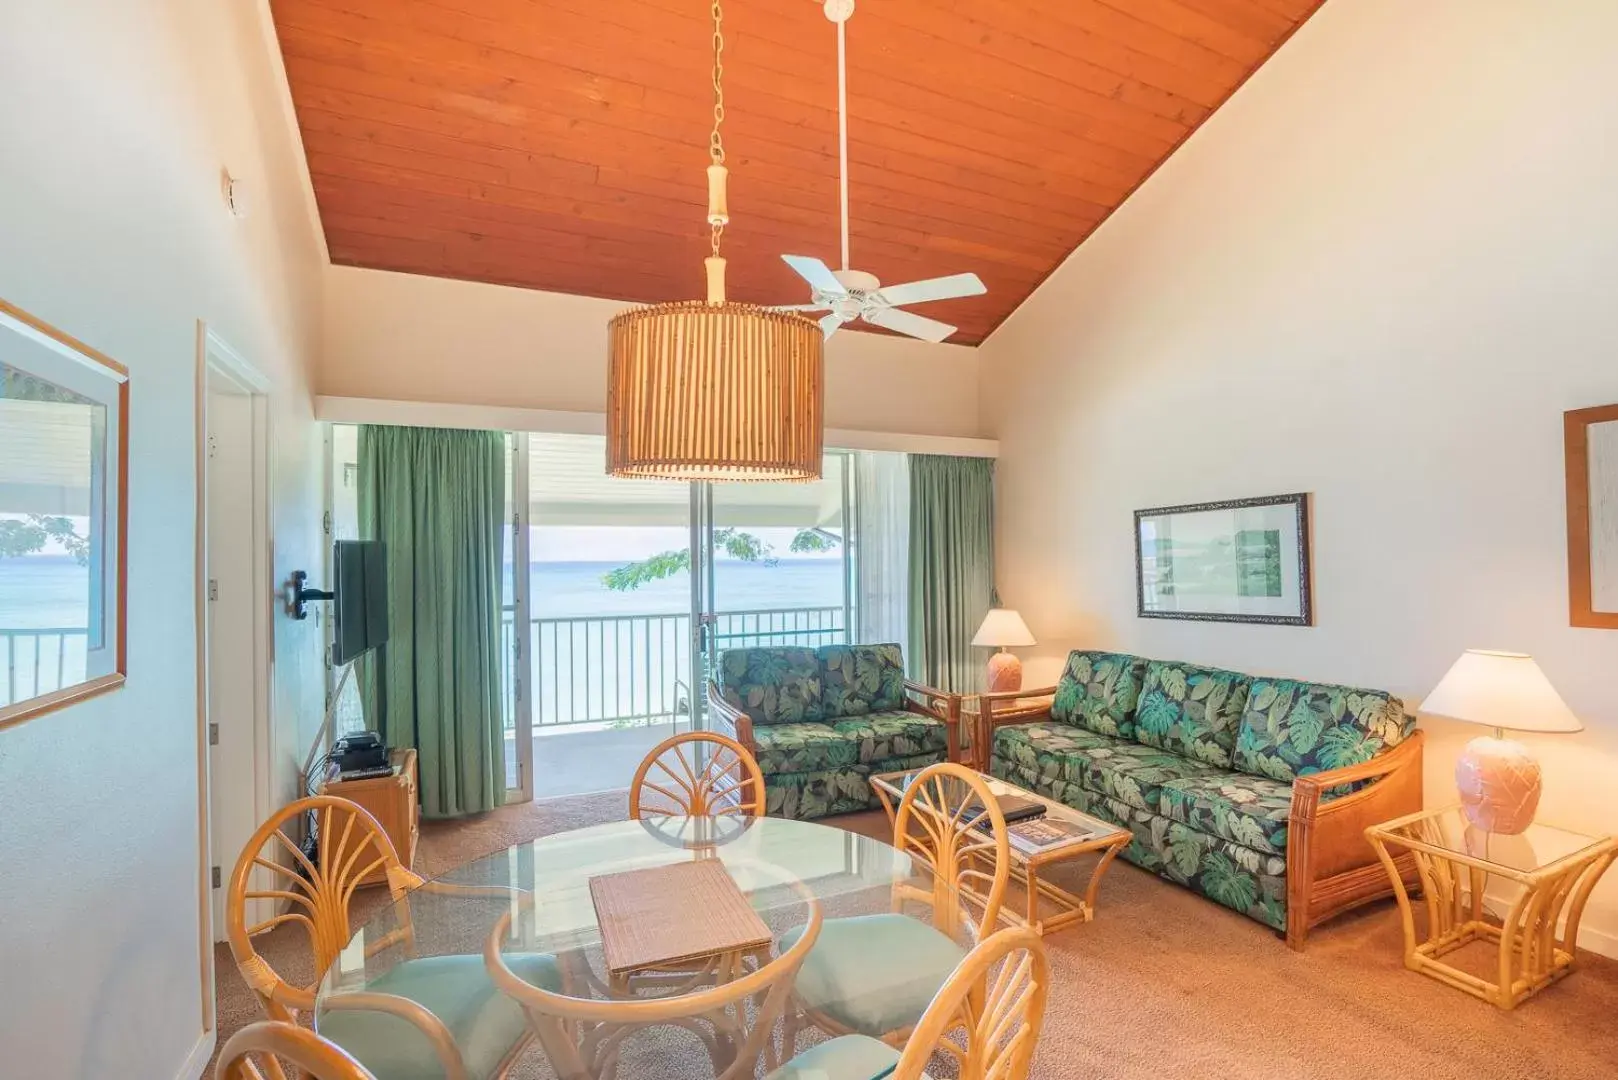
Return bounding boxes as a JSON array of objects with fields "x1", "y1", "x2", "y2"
[{"x1": 692, "y1": 453, "x2": 854, "y2": 701}]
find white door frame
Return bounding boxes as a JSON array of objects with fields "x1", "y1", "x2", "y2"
[{"x1": 192, "y1": 323, "x2": 275, "y2": 1032}]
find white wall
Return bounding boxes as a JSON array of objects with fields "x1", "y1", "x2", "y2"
[
  {"x1": 321, "y1": 265, "x2": 985, "y2": 438},
  {"x1": 0, "y1": 2, "x2": 325, "y2": 1076},
  {"x1": 983, "y1": 0, "x2": 1618, "y2": 949}
]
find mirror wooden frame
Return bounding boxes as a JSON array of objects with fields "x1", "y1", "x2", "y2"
[
  {"x1": 0, "y1": 297, "x2": 129, "y2": 730},
  {"x1": 1566, "y1": 404, "x2": 1618, "y2": 630}
]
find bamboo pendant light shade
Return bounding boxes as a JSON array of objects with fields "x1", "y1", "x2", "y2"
[
  {"x1": 607, "y1": 301, "x2": 824, "y2": 481},
  {"x1": 603, "y1": 0, "x2": 825, "y2": 481}
]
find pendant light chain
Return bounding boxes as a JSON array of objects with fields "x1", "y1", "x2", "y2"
[{"x1": 709, "y1": 0, "x2": 727, "y2": 257}]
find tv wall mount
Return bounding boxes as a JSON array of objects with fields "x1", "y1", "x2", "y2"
[{"x1": 288, "y1": 570, "x2": 334, "y2": 621}]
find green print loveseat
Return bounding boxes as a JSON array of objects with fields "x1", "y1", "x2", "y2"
[
  {"x1": 987, "y1": 650, "x2": 1425, "y2": 948},
  {"x1": 707, "y1": 643, "x2": 958, "y2": 820}
]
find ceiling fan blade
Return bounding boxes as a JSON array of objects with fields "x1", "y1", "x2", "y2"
[
  {"x1": 818, "y1": 313, "x2": 844, "y2": 339},
  {"x1": 865, "y1": 306, "x2": 957, "y2": 343},
  {"x1": 872, "y1": 272, "x2": 986, "y2": 308},
  {"x1": 781, "y1": 254, "x2": 848, "y2": 296}
]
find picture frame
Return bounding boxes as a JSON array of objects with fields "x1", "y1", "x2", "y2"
[
  {"x1": 1135, "y1": 493, "x2": 1312, "y2": 626},
  {"x1": 0, "y1": 297, "x2": 129, "y2": 730},
  {"x1": 1565, "y1": 404, "x2": 1618, "y2": 629}
]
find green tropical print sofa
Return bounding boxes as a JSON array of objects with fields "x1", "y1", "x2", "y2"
[
  {"x1": 707, "y1": 644, "x2": 957, "y2": 821},
  {"x1": 990, "y1": 651, "x2": 1425, "y2": 947}
]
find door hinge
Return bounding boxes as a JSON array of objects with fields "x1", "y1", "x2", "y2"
[
  {"x1": 211, "y1": 865, "x2": 222, "y2": 889},
  {"x1": 208, "y1": 578, "x2": 218, "y2": 601},
  {"x1": 514, "y1": 675, "x2": 522, "y2": 699},
  {"x1": 208, "y1": 722, "x2": 220, "y2": 746},
  {"x1": 207, "y1": 433, "x2": 219, "y2": 460},
  {"x1": 322, "y1": 510, "x2": 333, "y2": 535}
]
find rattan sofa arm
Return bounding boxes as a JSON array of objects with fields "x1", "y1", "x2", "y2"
[
  {"x1": 705, "y1": 681, "x2": 755, "y2": 751},
  {"x1": 321, "y1": 990, "x2": 471, "y2": 1080},
  {"x1": 1291, "y1": 728, "x2": 1425, "y2": 821}
]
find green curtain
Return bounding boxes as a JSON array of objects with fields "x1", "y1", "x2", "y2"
[
  {"x1": 357, "y1": 425, "x2": 506, "y2": 819},
  {"x1": 908, "y1": 455, "x2": 995, "y2": 694}
]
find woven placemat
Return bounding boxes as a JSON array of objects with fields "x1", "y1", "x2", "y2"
[{"x1": 589, "y1": 859, "x2": 773, "y2": 976}]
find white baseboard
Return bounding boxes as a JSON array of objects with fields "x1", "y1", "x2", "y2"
[
  {"x1": 1481, "y1": 888, "x2": 1618, "y2": 961},
  {"x1": 177, "y1": 1029, "x2": 216, "y2": 1080}
]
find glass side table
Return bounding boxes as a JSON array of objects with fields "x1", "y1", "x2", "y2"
[
  {"x1": 959, "y1": 693, "x2": 1054, "y2": 770},
  {"x1": 1365, "y1": 805, "x2": 1617, "y2": 1010}
]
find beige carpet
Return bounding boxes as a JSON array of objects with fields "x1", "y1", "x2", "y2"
[{"x1": 213, "y1": 791, "x2": 1618, "y2": 1079}]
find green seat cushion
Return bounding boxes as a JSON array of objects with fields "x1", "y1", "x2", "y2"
[
  {"x1": 754, "y1": 712, "x2": 946, "y2": 775},
  {"x1": 1134, "y1": 660, "x2": 1252, "y2": 768},
  {"x1": 817, "y1": 643, "x2": 907, "y2": 717},
  {"x1": 768, "y1": 1035, "x2": 900, "y2": 1080},
  {"x1": 720, "y1": 647, "x2": 825, "y2": 725},
  {"x1": 1233, "y1": 678, "x2": 1412, "y2": 783},
  {"x1": 780, "y1": 913, "x2": 966, "y2": 1036},
  {"x1": 320, "y1": 952, "x2": 560, "y2": 1080},
  {"x1": 992, "y1": 722, "x2": 1128, "y2": 786},
  {"x1": 765, "y1": 767, "x2": 876, "y2": 820},
  {"x1": 1159, "y1": 773, "x2": 1293, "y2": 856},
  {"x1": 1079, "y1": 741, "x2": 1222, "y2": 813},
  {"x1": 1049, "y1": 651, "x2": 1147, "y2": 739}
]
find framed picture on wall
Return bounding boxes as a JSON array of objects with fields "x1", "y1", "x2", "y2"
[
  {"x1": 1566, "y1": 404, "x2": 1618, "y2": 629},
  {"x1": 0, "y1": 297, "x2": 128, "y2": 730},
  {"x1": 1135, "y1": 493, "x2": 1312, "y2": 626}
]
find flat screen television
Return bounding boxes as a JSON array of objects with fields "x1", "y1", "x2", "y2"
[{"x1": 331, "y1": 540, "x2": 389, "y2": 667}]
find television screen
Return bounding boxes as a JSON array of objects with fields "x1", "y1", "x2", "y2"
[{"x1": 331, "y1": 540, "x2": 388, "y2": 667}]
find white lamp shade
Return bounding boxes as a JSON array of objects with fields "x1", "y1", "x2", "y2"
[
  {"x1": 1421, "y1": 650, "x2": 1582, "y2": 734},
  {"x1": 972, "y1": 609, "x2": 1036, "y2": 649}
]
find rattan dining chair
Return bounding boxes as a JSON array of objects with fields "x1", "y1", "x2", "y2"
[
  {"x1": 780, "y1": 762, "x2": 1012, "y2": 1052},
  {"x1": 628, "y1": 730, "x2": 766, "y2": 819},
  {"x1": 217, "y1": 1020, "x2": 378, "y2": 1080},
  {"x1": 227, "y1": 795, "x2": 546, "y2": 1080},
  {"x1": 769, "y1": 926, "x2": 1050, "y2": 1080},
  {"x1": 484, "y1": 877, "x2": 824, "y2": 1080}
]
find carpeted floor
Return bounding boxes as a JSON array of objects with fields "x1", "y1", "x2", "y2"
[{"x1": 213, "y1": 791, "x2": 1618, "y2": 1079}]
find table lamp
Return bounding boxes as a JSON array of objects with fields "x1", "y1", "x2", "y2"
[
  {"x1": 971, "y1": 609, "x2": 1036, "y2": 693},
  {"x1": 1420, "y1": 650, "x2": 1582, "y2": 835}
]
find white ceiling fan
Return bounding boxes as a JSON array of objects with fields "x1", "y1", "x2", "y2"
[{"x1": 775, "y1": 0, "x2": 986, "y2": 344}]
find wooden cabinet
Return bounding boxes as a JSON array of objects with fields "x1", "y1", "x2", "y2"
[{"x1": 319, "y1": 747, "x2": 418, "y2": 885}]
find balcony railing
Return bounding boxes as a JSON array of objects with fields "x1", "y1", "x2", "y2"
[
  {"x1": 0, "y1": 628, "x2": 90, "y2": 707},
  {"x1": 502, "y1": 605, "x2": 846, "y2": 731}
]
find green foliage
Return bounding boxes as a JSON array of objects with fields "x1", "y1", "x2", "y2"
[
  {"x1": 0, "y1": 514, "x2": 90, "y2": 566},
  {"x1": 601, "y1": 527, "x2": 840, "y2": 591}
]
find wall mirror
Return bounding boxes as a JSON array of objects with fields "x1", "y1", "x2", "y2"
[
  {"x1": 1566, "y1": 404, "x2": 1618, "y2": 629},
  {"x1": 0, "y1": 298, "x2": 128, "y2": 729}
]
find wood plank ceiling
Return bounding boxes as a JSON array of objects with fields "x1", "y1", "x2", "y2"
[{"x1": 270, "y1": 0, "x2": 1321, "y2": 345}]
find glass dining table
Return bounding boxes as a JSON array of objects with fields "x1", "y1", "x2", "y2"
[{"x1": 315, "y1": 815, "x2": 966, "y2": 1080}]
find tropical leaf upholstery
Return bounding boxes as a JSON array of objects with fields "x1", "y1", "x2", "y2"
[
  {"x1": 818, "y1": 643, "x2": 906, "y2": 716},
  {"x1": 992, "y1": 753, "x2": 1289, "y2": 931},
  {"x1": 1160, "y1": 774, "x2": 1293, "y2": 856},
  {"x1": 752, "y1": 711, "x2": 948, "y2": 774},
  {"x1": 1233, "y1": 678, "x2": 1412, "y2": 783},
  {"x1": 722, "y1": 645, "x2": 950, "y2": 821},
  {"x1": 1134, "y1": 660, "x2": 1252, "y2": 768},
  {"x1": 1049, "y1": 651, "x2": 1147, "y2": 739},
  {"x1": 987, "y1": 649, "x2": 1410, "y2": 932},
  {"x1": 719, "y1": 647, "x2": 824, "y2": 725},
  {"x1": 1078, "y1": 740, "x2": 1222, "y2": 814}
]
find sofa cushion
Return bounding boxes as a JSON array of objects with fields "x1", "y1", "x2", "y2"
[
  {"x1": 1134, "y1": 660, "x2": 1253, "y2": 768},
  {"x1": 818, "y1": 643, "x2": 906, "y2": 717},
  {"x1": 764, "y1": 766, "x2": 877, "y2": 820},
  {"x1": 1078, "y1": 740, "x2": 1223, "y2": 813},
  {"x1": 719, "y1": 647, "x2": 824, "y2": 725},
  {"x1": 1049, "y1": 650, "x2": 1148, "y2": 739},
  {"x1": 752, "y1": 712, "x2": 945, "y2": 775},
  {"x1": 992, "y1": 722, "x2": 1124, "y2": 786},
  {"x1": 1159, "y1": 773, "x2": 1293, "y2": 856},
  {"x1": 1234, "y1": 678, "x2": 1412, "y2": 783}
]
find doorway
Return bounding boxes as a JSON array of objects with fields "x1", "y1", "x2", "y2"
[{"x1": 198, "y1": 329, "x2": 273, "y2": 944}]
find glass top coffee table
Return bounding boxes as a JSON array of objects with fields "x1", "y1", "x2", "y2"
[{"x1": 869, "y1": 765, "x2": 1132, "y2": 935}]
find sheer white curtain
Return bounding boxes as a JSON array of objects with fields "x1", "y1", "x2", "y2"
[{"x1": 854, "y1": 451, "x2": 910, "y2": 655}]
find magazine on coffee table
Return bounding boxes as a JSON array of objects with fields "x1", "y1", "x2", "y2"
[{"x1": 1006, "y1": 815, "x2": 1102, "y2": 853}]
